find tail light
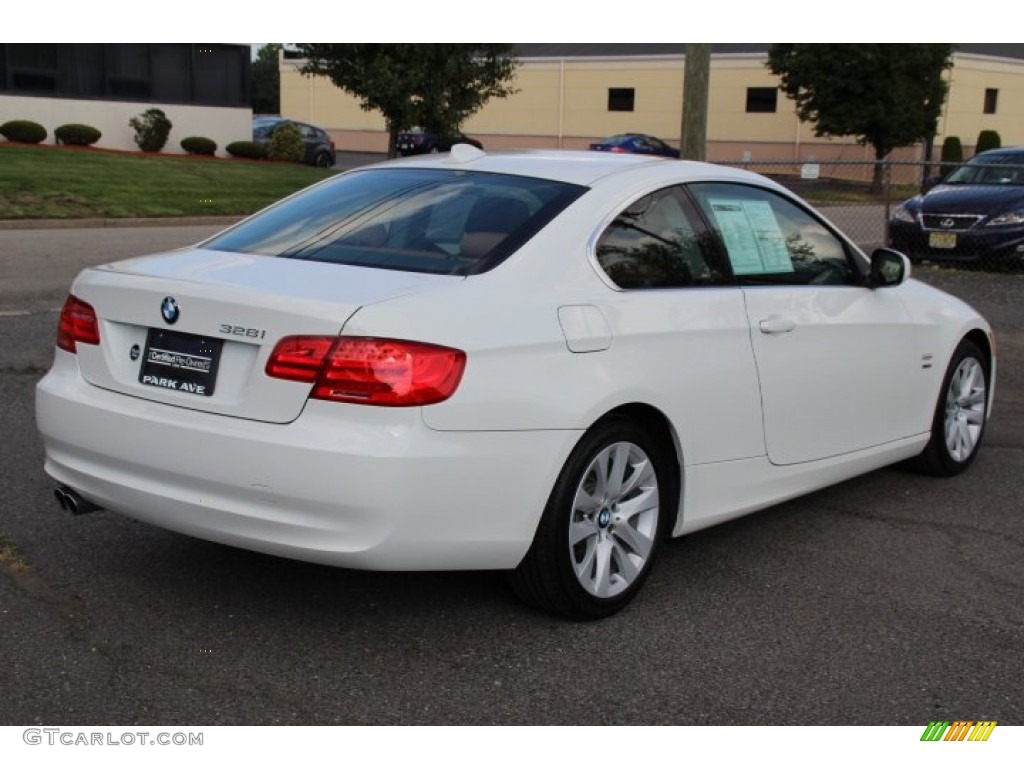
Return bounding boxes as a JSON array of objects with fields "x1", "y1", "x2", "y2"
[
  {"x1": 266, "y1": 336, "x2": 466, "y2": 407},
  {"x1": 56, "y1": 295, "x2": 100, "y2": 353},
  {"x1": 610, "y1": 147, "x2": 627, "y2": 153}
]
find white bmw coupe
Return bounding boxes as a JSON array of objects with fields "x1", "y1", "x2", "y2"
[{"x1": 36, "y1": 147, "x2": 994, "y2": 618}]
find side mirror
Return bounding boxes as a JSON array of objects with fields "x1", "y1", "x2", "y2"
[
  {"x1": 868, "y1": 248, "x2": 911, "y2": 288},
  {"x1": 921, "y1": 175, "x2": 944, "y2": 194}
]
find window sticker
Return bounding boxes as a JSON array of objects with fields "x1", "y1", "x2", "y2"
[{"x1": 708, "y1": 199, "x2": 794, "y2": 275}]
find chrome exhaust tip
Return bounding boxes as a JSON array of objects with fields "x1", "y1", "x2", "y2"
[
  {"x1": 55, "y1": 485, "x2": 101, "y2": 516},
  {"x1": 53, "y1": 487, "x2": 70, "y2": 511}
]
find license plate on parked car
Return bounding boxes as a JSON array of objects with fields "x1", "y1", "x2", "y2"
[
  {"x1": 929, "y1": 232, "x2": 957, "y2": 249},
  {"x1": 138, "y1": 329, "x2": 223, "y2": 396}
]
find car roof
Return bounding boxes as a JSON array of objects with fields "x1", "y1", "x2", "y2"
[
  {"x1": 602, "y1": 134, "x2": 643, "y2": 143},
  {"x1": 972, "y1": 147, "x2": 1024, "y2": 159},
  {"x1": 364, "y1": 148, "x2": 785, "y2": 190},
  {"x1": 253, "y1": 117, "x2": 317, "y2": 129}
]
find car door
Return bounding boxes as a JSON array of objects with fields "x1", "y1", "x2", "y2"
[
  {"x1": 688, "y1": 182, "x2": 922, "y2": 465},
  {"x1": 592, "y1": 186, "x2": 765, "y2": 466},
  {"x1": 295, "y1": 123, "x2": 317, "y2": 164}
]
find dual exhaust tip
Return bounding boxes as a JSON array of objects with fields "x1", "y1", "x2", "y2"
[{"x1": 53, "y1": 486, "x2": 100, "y2": 516}]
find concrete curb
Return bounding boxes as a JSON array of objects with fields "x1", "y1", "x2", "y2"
[{"x1": 0, "y1": 216, "x2": 246, "y2": 231}]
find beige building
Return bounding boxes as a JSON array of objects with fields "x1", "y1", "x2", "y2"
[{"x1": 280, "y1": 44, "x2": 1024, "y2": 162}]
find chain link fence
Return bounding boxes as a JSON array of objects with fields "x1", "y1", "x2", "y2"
[{"x1": 715, "y1": 158, "x2": 1024, "y2": 271}]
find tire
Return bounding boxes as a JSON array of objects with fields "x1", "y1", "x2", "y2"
[
  {"x1": 511, "y1": 418, "x2": 671, "y2": 619},
  {"x1": 907, "y1": 338, "x2": 989, "y2": 476},
  {"x1": 313, "y1": 151, "x2": 333, "y2": 168}
]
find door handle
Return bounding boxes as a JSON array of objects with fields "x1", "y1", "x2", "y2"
[{"x1": 758, "y1": 316, "x2": 796, "y2": 334}]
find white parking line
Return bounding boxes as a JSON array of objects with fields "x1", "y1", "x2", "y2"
[{"x1": 0, "y1": 307, "x2": 61, "y2": 317}]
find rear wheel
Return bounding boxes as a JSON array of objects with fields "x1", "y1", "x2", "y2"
[
  {"x1": 908, "y1": 338, "x2": 989, "y2": 476},
  {"x1": 313, "y1": 151, "x2": 333, "y2": 168},
  {"x1": 511, "y1": 418, "x2": 671, "y2": 619}
]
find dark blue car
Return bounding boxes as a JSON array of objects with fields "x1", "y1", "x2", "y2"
[
  {"x1": 589, "y1": 133, "x2": 680, "y2": 159},
  {"x1": 889, "y1": 147, "x2": 1024, "y2": 265}
]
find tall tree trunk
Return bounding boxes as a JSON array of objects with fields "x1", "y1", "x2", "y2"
[
  {"x1": 681, "y1": 44, "x2": 711, "y2": 161},
  {"x1": 387, "y1": 122, "x2": 399, "y2": 159},
  {"x1": 871, "y1": 146, "x2": 888, "y2": 195}
]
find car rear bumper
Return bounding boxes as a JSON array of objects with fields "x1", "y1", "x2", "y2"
[{"x1": 36, "y1": 351, "x2": 578, "y2": 571}]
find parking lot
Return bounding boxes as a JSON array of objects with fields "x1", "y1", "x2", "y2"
[{"x1": 1, "y1": 224, "x2": 1022, "y2": 725}]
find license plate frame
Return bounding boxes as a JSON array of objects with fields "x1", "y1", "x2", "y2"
[
  {"x1": 138, "y1": 329, "x2": 224, "y2": 397},
  {"x1": 929, "y1": 232, "x2": 957, "y2": 249}
]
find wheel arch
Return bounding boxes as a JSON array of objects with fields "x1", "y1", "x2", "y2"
[
  {"x1": 590, "y1": 402, "x2": 683, "y2": 537},
  {"x1": 963, "y1": 326, "x2": 995, "y2": 412},
  {"x1": 964, "y1": 327, "x2": 993, "y2": 370}
]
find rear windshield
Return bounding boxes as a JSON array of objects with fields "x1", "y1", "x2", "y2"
[
  {"x1": 602, "y1": 135, "x2": 636, "y2": 147},
  {"x1": 206, "y1": 168, "x2": 587, "y2": 276},
  {"x1": 252, "y1": 119, "x2": 279, "y2": 138}
]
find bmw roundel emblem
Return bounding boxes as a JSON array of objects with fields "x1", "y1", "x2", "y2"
[{"x1": 161, "y1": 296, "x2": 180, "y2": 325}]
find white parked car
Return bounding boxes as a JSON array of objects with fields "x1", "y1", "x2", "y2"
[{"x1": 36, "y1": 147, "x2": 995, "y2": 619}]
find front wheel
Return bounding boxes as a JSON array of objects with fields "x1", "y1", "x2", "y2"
[
  {"x1": 908, "y1": 338, "x2": 989, "y2": 476},
  {"x1": 511, "y1": 418, "x2": 671, "y2": 619}
]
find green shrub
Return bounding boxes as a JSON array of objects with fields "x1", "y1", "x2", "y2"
[
  {"x1": 55, "y1": 123, "x2": 102, "y2": 146},
  {"x1": 226, "y1": 141, "x2": 267, "y2": 160},
  {"x1": 267, "y1": 121, "x2": 304, "y2": 163},
  {"x1": 0, "y1": 120, "x2": 47, "y2": 144},
  {"x1": 940, "y1": 136, "x2": 963, "y2": 177},
  {"x1": 129, "y1": 108, "x2": 172, "y2": 152},
  {"x1": 180, "y1": 136, "x2": 217, "y2": 156},
  {"x1": 975, "y1": 130, "x2": 1001, "y2": 154}
]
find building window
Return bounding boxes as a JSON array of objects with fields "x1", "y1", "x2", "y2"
[
  {"x1": 746, "y1": 87, "x2": 778, "y2": 113},
  {"x1": 0, "y1": 44, "x2": 249, "y2": 107},
  {"x1": 7, "y1": 43, "x2": 58, "y2": 93},
  {"x1": 984, "y1": 88, "x2": 998, "y2": 115},
  {"x1": 608, "y1": 88, "x2": 635, "y2": 112}
]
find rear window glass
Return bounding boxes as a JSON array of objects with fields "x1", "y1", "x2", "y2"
[{"x1": 206, "y1": 169, "x2": 587, "y2": 275}]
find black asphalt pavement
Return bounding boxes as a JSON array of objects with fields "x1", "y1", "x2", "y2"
[{"x1": 0, "y1": 224, "x2": 1021, "y2": 725}]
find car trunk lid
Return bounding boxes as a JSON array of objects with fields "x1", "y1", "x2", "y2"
[{"x1": 68, "y1": 248, "x2": 460, "y2": 423}]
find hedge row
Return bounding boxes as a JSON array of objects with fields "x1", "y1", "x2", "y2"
[
  {"x1": 1, "y1": 116, "x2": 313, "y2": 165},
  {"x1": 1, "y1": 118, "x2": 217, "y2": 158},
  {"x1": 1, "y1": 120, "x2": 104, "y2": 146}
]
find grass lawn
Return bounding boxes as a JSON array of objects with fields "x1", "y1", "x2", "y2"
[{"x1": 0, "y1": 144, "x2": 336, "y2": 219}]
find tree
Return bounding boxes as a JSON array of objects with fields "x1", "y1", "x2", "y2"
[
  {"x1": 296, "y1": 44, "x2": 518, "y2": 158},
  {"x1": 767, "y1": 44, "x2": 956, "y2": 192},
  {"x1": 252, "y1": 44, "x2": 282, "y2": 115},
  {"x1": 681, "y1": 44, "x2": 710, "y2": 161}
]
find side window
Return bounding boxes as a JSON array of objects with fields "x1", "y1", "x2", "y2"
[
  {"x1": 689, "y1": 183, "x2": 857, "y2": 286},
  {"x1": 595, "y1": 188, "x2": 727, "y2": 289}
]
